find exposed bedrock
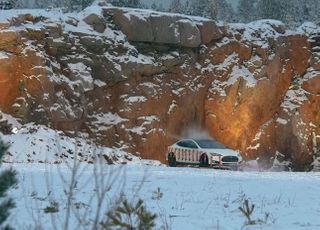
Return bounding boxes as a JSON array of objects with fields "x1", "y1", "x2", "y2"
[
  {"x1": 104, "y1": 7, "x2": 223, "y2": 48},
  {"x1": 0, "y1": 6, "x2": 319, "y2": 169}
]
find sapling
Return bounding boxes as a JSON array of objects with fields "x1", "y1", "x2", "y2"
[
  {"x1": 239, "y1": 199, "x2": 255, "y2": 225},
  {"x1": 0, "y1": 139, "x2": 18, "y2": 229}
]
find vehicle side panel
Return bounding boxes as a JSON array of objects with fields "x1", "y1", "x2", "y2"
[{"x1": 168, "y1": 146, "x2": 207, "y2": 164}]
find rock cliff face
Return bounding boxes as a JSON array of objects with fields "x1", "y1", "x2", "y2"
[{"x1": 0, "y1": 4, "x2": 319, "y2": 169}]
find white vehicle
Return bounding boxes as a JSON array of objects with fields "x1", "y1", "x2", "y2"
[{"x1": 167, "y1": 139, "x2": 243, "y2": 169}]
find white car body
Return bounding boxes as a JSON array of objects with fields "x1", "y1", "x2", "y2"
[{"x1": 167, "y1": 139, "x2": 242, "y2": 168}]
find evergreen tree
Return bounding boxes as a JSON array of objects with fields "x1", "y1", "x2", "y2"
[
  {"x1": 190, "y1": 0, "x2": 219, "y2": 19},
  {"x1": 150, "y1": 1, "x2": 157, "y2": 10},
  {"x1": 109, "y1": 0, "x2": 126, "y2": 7},
  {"x1": 0, "y1": 140, "x2": 18, "y2": 230},
  {"x1": 217, "y1": 0, "x2": 235, "y2": 22},
  {"x1": 150, "y1": 1, "x2": 165, "y2": 12},
  {"x1": 238, "y1": 0, "x2": 256, "y2": 23},
  {"x1": 109, "y1": 0, "x2": 142, "y2": 8},
  {"x1": 168, "y1": 0, "x2": 184, "y2": 14},
  {"x1": 188, "y1": 0, "x2": 235, "y2": 21},
  {"x1": 156, "y1": 3, "x2": 165, "y2": 12},
  {"x1": 189, "y1": 0, "x2": 209, "y2": 18},
  {"x1": 0, "y1": 0, "x2": 15, "y2": 9},
  {"x1": 306, "y1": 0, "x2": 320, "y2": 24},
  {"x1": 34, "y1": 0, "x2": 51, "y2": 8},
  {"x1": 184, "y1": 0, "x2": 191, "y2": 15},
  {"x1": 72, "y1": 0, "x2": 95, "y2": 10},
  {"x1": 126, "y1": 0, "x2": 142, "y2": 8},
  {"x1": 256, "y1": 0, "x2": 281, "y2": 20},
  {"x1": 206, "y1": 0, "x2": 219, "y2": 20},
  {"x1": 279, "y1": 0, "x2": 304, "y2": 26}
]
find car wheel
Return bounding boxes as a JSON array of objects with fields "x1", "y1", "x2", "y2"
[
  {"x1": 167, "y1": 152, "x2": 177, "y2": 167},
  {"x1": 199, "y1": 153, "x2": 209, "y2": 167}
]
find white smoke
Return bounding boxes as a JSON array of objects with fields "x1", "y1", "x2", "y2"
[
  {"x1": 166, "y1": 125, "x2": 213, "y2": 141},
  {"x1": 181, "y1": 125, "x2": 212, "y2": 140}
]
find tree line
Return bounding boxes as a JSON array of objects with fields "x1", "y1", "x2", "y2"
[
  {"x1": 0, "y1": 0, "x2": 95, "y2": 10},
  {"x1": 2, "y1": 0, "x2": 320, "y2": 26}
]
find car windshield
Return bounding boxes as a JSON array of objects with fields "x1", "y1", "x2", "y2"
[{"x1": 195, "y1": 139, "x2": 226, "y2": 149}]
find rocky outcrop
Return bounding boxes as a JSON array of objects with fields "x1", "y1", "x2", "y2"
[
  {"x1": 0, "y1": 6, "x2": 319, "y2": 170},
  {"x1": 105, "y1": 7, "x2": 222, "y2": 47},
  {"x1": 83, "y1": 13, "x2": 106, "y2": 33}
]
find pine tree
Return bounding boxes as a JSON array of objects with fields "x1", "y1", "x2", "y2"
[
  {"x1": 189, "y1": 0, "x2": 209, "y2": 18},
  {"x1": 306, "y1": 0, "x2": 320, "y2": 24},
  {"x1": 189, "y1": 0, "x2": 228, "y2": 21},
  {"x1": 156, "y1": 3, "x2": 165, "y2": 12},
  {"x1": 151, "y1": 1, "x2": 165, "y2": 12},
  {"x1": 184, "y1": 0, "x2": 191, "y2": 15},
  {"x1": 126, "y1": 0, "x2": 142, "y2": 8},
  {"x1": 0, "y1": 140, "x2": 18, "y2": 229},
  {"x1": 279, "y1": 0, "x2": 304, "y2": 26},
  {"x1": 206, "y1": 0, "x2": 219, "y2": 20},
  {"x1": 72, "y1": 0, "x2": 95, "y2": 10},
  {"x1": 238, "y1": 0, "x2": 256, "y2": 23},
  {"x1": 217, "y1": 0, "x2": 235, "y2": 22},
  {"x1": 256, "y1": 0, "x2": 281, "y2": 20},
  {"x1": 109, "y1": 0, "x2": 126, "y2": 7},
  {"x1": 168, "y1": 0, "x2": 184, "y2": 14},
  {"x1": 300, "y1": 1, "x2": 311, "y2": 23},
  {"x1": 109, "y1": 0, "x2": 142, "y2": 8},
  {"x1": 0, "y1": 0, "x2": 15, "y2": 9},
  {"x1": 150, "y1": 1, "x2": 157, "y2": 10}
]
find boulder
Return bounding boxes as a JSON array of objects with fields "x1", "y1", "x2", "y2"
[
  {"x1": 276, "y1": 35, "x2": 310, "y2": 76},
  {"x1": 177, "y1": 19, "x2": 201, "y2": 47},
  {"x1": 24, "y1": 27, "x2": 46, "y2": 41},
  {"x1": 0, "y1": 22, "x2": 9, "y2": 29},
  {"x1": 150, "y1": 14, "x2": 180, "y2": 45},
  {"x1": 45, "y1": 23, "x2": 62, "y2": 39},
  {"x1": 45, "y1": 37, "x2": 73, "y2": 56},
  {"x1": 112, "y1": 9, "x2": 154, "y2": 42},
  {"x1": 302, "y1": 75, "x2": 320, "y2": 95},
  {"x1": 196, "y1": 20, "x2": 223, "y2": 44},
  {"x1": 9, "y1": 14, "x2": 34, "y2": 26},
  {"x1": 0, "y1": 30, "x2": 19, "y2": 46},
  {"x1": 311, "y1": 58, "x2": 320, "y2": 70},
  {"x1": 108, "y1": 8, "x2": 214, "y2": 47},
  {"x1": 65, "y1": 17, "x2": 79, "y2": 27},
  {"x1": 83, "y1": 13, "x2": 106, "y2": 33},
  {"x1": 79, "y1": 36, "x2": 105, "y2": 53}
]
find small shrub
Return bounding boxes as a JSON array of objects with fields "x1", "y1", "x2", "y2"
[
  {"x1": 152, "y1": 187, "x2": 163, "y2": 201},
  {"x1": 239, "y1": 199, "x2": 255, "y2": 225},
  {"x1": 0, "y1": 139, "x2": 18, "y2": 230},
  {"x1": 239, "y1": 198, "x2": 276, "y2": 226},
  {"x1": 101, "y1": 198, "x2": 157, "y2": 230},
  {"x1": 43, "y1": 201, "x2": 59, "y2": 214}
]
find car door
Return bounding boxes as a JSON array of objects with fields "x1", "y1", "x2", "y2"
[{"x1": 177, "y1": 140, "x2": 198, "y2": 163}]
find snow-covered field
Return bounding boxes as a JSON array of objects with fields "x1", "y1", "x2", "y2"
[{"x1": 6, "y1": 164, "x2": 320, "y2": 230}]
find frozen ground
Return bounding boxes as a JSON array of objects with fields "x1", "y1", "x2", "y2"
[{"x1": 5, "y1": 163, "x2": 320, "y2": 230}]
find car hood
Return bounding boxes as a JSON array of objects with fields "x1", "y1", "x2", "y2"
[{"x1": 202, "y1": 148, "x2": 240, "y2": 157}]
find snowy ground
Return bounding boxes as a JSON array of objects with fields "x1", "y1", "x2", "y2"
[
  {"x1": 0, "y1": 113, "x2": 144, "y2": 164},
  {"x1": 5, "y1": 164, "x2": 320, "y2": 230}
]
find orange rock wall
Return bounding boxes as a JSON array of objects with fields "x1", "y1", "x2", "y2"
[{"x1": 0, "y1": 12, "x2": 319, "y2": 169}]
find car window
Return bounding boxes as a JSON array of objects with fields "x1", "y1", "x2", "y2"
[
  {"x1": 186, "y1": 141, "x2": 198, "y2": 149},
  {"x1": 177, "y1": 141, "x2": 188, "y2": 148},
  {"x1": 195, "y1": 139, "x2": 226, "y2": 149},
  {"x1": 177, "y1": 140, "x2": 198, "y2": 149}
]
